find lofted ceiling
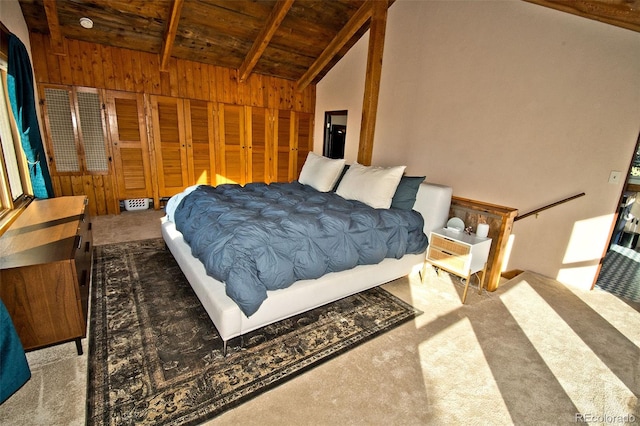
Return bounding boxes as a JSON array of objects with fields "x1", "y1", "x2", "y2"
[
  {"x1": 524, "y1": 0, "x2": 640, "y2": 32},
  {"x1": 17, "y1": 0, "x2": 381, "y2": 89},
  {"x1": 16, "y1": 0, "x2": 640, "y2": 90}
]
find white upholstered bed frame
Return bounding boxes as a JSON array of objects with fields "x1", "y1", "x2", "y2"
[{"x1": 161, "y1": 182, "x2": 452, "y2": 354}]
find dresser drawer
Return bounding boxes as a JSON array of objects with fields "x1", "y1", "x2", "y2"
[
  {"x1": 430, "y1": 234, "x2": 470, "y2": 256},
  {"x1": 427, "y1": 246, "x2": 469, "y2": 275},
  {"x1": 74, "y1": 222, "x2": 92, "y2": 282},
  {"x1": 74, "y1": 214, "x2": 93, "y2": 324}
]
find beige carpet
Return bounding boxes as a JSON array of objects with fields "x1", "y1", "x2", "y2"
[{"x1": 1, "y1": 208, "x2": 638, "y2": 425}]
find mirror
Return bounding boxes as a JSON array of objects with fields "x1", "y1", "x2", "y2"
[{"x1": 323, "y1": 110, "x2": 347, "y2": 159}]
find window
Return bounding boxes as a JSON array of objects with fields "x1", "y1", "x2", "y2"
[
  {"x1": 631, "y1": 136, "x2": 640, "y2": 178},
  {"x1": 1, "y1": 70, "x2": 25, "y2": 197}
]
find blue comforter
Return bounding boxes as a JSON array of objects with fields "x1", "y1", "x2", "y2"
[{"x1": 174, "y1": 182, "x2": 428, "y2": 317}]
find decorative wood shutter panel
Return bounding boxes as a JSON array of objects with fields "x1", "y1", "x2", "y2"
[
  {"x1": 247, "y1": 106, "x2": 270, "y2": 184},
  {"x1": 42, "y1": 86, "x2": 108, "y2": 175},
  {"x1": 295, "y1": 112, "x2": 313, "y2": 179},
  {"x1": 43, "y1": 87, "x2": 80, "y2": 173},
  {"x1": 185, "y1": 99, "x2": 216, "y2": 186},
  {"x1": 76, "y1": 90, "x2": 108, "y2": 174},
  {"x1": 275, "y1": 109, "x2": 292, "y2": 182},
  {"x1": 217, "y1": 103, "x2": 245, "y2": 185},
  {"x1": 150, "y1": 95, "x2": 188, "y2": 197}
]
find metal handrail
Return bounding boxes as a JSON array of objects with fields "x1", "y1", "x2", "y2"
[{"x1": 514, "y1": 192, "x2": 586, "y2": 221}]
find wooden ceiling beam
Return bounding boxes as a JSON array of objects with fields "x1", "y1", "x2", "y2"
[
  {"x1": 160, "y1": 0, "x2": 185, "y2": 72},
  {"x1": 357, "y1": 0, "x2": 388, "y2": 166},
  {"x1": 296, "y1": 1, "x2": 373, "y2": 92},
  {"x1": 43, "y1": 0, "x2": 65, "y2": 55},
  {"x1": 524, "y1": 0, "x2": 640, "y2": 33},
  {"x1": 238, "y1": 0, "x2": 295, "y2": 83}
]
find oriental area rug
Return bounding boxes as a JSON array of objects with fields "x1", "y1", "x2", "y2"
[{"x1": 86, "y1": 238, "x2": 421, "y2": 425}]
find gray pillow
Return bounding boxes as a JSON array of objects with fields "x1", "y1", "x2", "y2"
[{"x1": 391, "y1": 176, "x2": 425, "y2": 210}]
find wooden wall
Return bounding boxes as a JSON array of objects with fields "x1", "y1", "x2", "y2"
[
  {"x1": 28, "y1": 33, "x2": 316, "y2": 216},
  {"x1": 449, "y1": 197, "x2": 518, "y2": 292},
  {"x1": 29, "y1": 34, "x2": 315, "y2": 110}
]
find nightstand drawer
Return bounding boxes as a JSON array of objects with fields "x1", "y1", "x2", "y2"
[
  {"x1": 427, "y1": 246, "x2": 469, "y2": 273},
  {"x1": 430, "y1": 234, "x2": 470, "y2": 256}
]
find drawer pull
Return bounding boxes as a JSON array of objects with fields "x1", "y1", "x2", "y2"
[
  {"x1": 88, "y1": 222, "x2": 92, "y2": 231},
  {"x1": 85, "y1": 241, "x2": 91, "y2": 253},
  {"x1": 442, "y1": 250, "x2": 453, "y2": 256},
  {"x1": 76, "y1": 235, "x2": 83, "y2": 250},
  {"x1": 80, "y1": 270, "x2": 88, "y2": 287}
]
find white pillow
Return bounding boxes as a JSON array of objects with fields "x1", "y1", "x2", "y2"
[
  {"x1": 336, "y1": 162, "x2": 406, "y2": 209},
  {"x1": 298, "y1": 152, "x2": 346, "y2": 192}
]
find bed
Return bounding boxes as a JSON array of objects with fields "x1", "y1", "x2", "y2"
[{"x1": 161, "y1": 155, "x2": 452, "y2": 355}]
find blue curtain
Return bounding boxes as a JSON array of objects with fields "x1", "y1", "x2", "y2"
[
  {"x1": 7, "y1": 33, "x2": 53, "y2": 199},
  {"x1": 0, "y1": 299, "x2": 31, "y2": 404}
]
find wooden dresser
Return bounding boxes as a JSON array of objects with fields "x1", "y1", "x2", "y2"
[{"x1": 0, "y1": 196, "x2": 92, "y2": 355}]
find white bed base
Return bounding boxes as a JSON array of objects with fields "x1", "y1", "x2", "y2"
[{"x1": 161, "y1": 182, "x2": 452, "y2": 354}]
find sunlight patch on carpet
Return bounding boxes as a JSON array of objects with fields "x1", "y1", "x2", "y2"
[
  {"x1": 418, "y1": 318, "x2": 510, "y2": 423},
  {"x1": 565, "y1": 286, "x2": 640, "y2": 348},
  {"x1": 500, "y1": 279, "x2": 636, "y2": 419}
]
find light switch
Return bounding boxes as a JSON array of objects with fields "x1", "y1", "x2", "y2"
[{"x1": 608, "y1": 171, "x2": 622, "y2": 184}]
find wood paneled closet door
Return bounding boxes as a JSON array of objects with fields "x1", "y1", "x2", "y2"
[
  {"x1": 217, "y1": 103, "x2": 246, "y2": 185},
  {"x1": 104, "y1": 91, "x2": 153, "y2": 201},
  {"x1": 216, "y1": 105, "x2": 312, "y2": 185},
  {"x1": 150, "y1": 96, "x2": 217, "y2": 197},
  {"x1": 186, "y1": 99, "x2": 216, "y2": 187},
  {"x1": 246, "y1": 106, "x2": 272, "y2": 183},
  {"x1": 274, "y1": 109, "x2": 293, "y2": 182},
  {"x1": 295, "y1": 112, "x2": 313, "y2": 178},
  {"x1": 273, "y1": 110, "x2": 313, "y2": 183},
  {"x1": 150, "y1": 95, "x2": 188, "y2": 197}
]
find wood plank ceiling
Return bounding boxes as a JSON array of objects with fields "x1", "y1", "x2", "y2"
[
  {"x1": 524, "y1": 0, "x2": 640, "y2": 32},
  {"x1": 10, "y1": 0, "x2": 638, "y2": 170},
  {"x1": 17, "y1": 0, "x2": 382, "y2": 91},
  {"x1": 17, "y1": 0, "x2": 640, "y2": 93}
]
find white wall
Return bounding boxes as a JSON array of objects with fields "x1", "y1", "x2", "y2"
[
  {"x1": 315, "y1": 34, "x2": 369, "y2": 162},
  {"x1": 0, "y1": 0, "x2": 32, "y2": 55},
  {"x1": 315, "y1": 0, "x2": 640, "y2": 289}
]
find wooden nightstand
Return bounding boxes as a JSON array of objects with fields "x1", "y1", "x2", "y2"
[{"x1": 422, "y1": 228, "x2": 492, "y2": 303}]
